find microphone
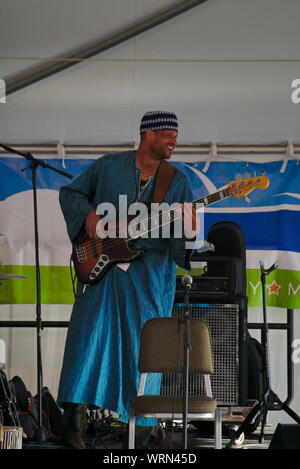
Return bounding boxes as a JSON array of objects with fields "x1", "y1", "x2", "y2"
[{"x1": 182, "y1": 274, "x2": 193, "y2": 290}]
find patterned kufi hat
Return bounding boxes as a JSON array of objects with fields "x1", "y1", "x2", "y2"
[{"x1": 140, "y1": 111, "x2": 178, "y2": 133}]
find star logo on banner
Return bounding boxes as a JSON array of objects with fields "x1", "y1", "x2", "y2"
[{"x1": 267, "y1": 280, "x2": 282, "y2": 295}]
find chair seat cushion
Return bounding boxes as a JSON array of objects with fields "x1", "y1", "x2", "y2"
[{"x1": 132, "y1": 395, "x2": 217, "y2": 415}]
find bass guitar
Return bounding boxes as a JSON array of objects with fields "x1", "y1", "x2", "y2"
[{"x1": 72, "y1": 176, "x2": 269, "y2": 285}]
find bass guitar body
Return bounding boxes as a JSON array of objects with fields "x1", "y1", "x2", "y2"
[{"x1": 72, "y1": 217, "x2": 142, "y2": 284}]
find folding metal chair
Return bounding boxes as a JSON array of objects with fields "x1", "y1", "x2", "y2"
[{"x1": 128, "y1": 317, "x2": 222, "y2": 449}]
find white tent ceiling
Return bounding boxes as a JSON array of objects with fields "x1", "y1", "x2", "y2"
[{"x1": 1, "y1": 0, "x2": 300, "y2": 147}]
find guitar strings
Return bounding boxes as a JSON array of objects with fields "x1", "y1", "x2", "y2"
[
  {"x1": 75, "y1": 178, "x2": 264, "y2": 259},
  {"x1": 76, "y1": 179, "x2": 260, "y2": 256},
  {"x1": 77, "y1": 189, "x2": 231, "y2": 256},
  {"x1": 77, "y1": 205, "x2": 183, "y2": 257},
  {"x1": 76, "y1": 188, "x2": 230, "y2": 258}
]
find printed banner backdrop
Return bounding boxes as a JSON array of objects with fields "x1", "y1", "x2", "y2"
[{"x1": 1, "y1": 156, "x2": 300, "y2": 308}]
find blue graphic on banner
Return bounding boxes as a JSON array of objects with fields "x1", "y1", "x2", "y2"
[
  {"x1": 177, "y1": 160, "x2": 300, "y2": 253},
  {"x1": 0, "y1": 157, "x2": 92, "y2": 199},
  {"x1": 1, "y1": 157, "x2": 300, "y2": 254}
]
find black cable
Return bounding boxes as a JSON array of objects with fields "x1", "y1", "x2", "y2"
[
  {"x1": 0, "y1": 370, "x2": 20, "y2": 427},
  {"x1": 164, "y1": 424, "x2": 183, "y2": 449},
  {"x1": 168, "y1": 319, "x2": 183, "y2": 449},
  {"x1": 69, "y1": 255, "x2": 77, "y2": 299},
  {"x1": 69, "y1": 255, "x2": 87, "y2": 299}
]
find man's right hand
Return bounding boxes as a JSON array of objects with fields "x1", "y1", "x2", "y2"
[{"x1": 85, "y1": 210, "x2": 101, "y2": 239}]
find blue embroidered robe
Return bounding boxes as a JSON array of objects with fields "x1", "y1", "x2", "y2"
[{"x1": 57, "y1": 151, "x2": 193, "y2": 425}]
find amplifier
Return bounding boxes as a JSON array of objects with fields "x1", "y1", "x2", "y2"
[
  {"x1": 176, "y1": 256, "x2": 244, "y2": 300},
  {"x1": 160, "y1": 302, "x2": 248, "y2": 406},
  {"x1": 176, "y1": 276, "x2": 229, "y2": 297}
]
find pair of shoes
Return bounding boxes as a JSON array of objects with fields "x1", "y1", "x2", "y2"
[
  {"x1": 61, "y1": 430, "x2": 86, "y2": 449},
  {"x1": 80, "y1": 405, "x2": 87, "y2": 439},
  {"x1": 61, "y1": 403, "x2": 87, "y2": 448}
]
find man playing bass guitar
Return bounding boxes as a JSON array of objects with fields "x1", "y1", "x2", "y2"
[{"x1": 57, "y1": 111, "x2": 198, "y2": 448}]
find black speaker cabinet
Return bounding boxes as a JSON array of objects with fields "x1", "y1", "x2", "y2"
[
  {"x1": 160, "y1": 301, "x2": 248, "y2": 406},
  {"x1": 269, "y1": 424, "x2": 300, "y2": 449}
]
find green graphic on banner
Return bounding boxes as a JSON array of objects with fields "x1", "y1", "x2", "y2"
[
  {"x1": 1, "y1": 265, "x2": 300, "y2": 307},
  {"x1": 246, "y1": 268, "x2": 300, "y2": 308},
  {"x1": 0, "y1": 265, "x2": 74, "y2": 304}
]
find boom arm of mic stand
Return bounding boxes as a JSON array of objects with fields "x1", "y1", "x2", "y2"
[{"x1": 0, "y1": 143, "x2": 73, "y2": 179}]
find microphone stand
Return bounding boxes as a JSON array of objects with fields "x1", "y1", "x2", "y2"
[
  {"x1": 181, "y1": 276, "x2": 193, "y2": 449},
  {"x1": 225, "y1": 262, "x2": 300, "y2": 448},
  {"x1": 0, "y1": 143, "x2": 73, "y2": 441}
]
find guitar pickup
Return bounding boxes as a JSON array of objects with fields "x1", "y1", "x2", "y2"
[{"x1": 75, "y1": 245, "x2": 87, "y2": 263}]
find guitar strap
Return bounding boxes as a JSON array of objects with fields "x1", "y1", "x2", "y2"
[{"x1": 152, "y1": 160, "x2": 177, "y2": 204}]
